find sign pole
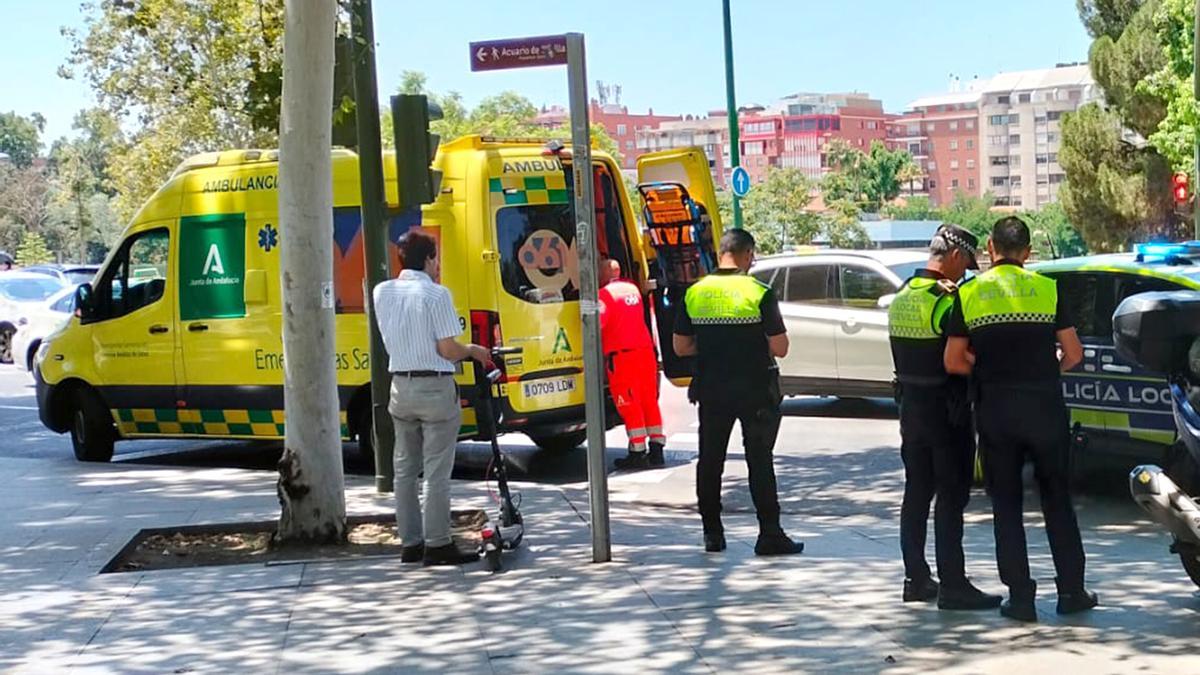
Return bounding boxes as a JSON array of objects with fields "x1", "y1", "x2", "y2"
[
  {"x1": 565, "y1": 32, "x2": 612, "y2": 564},
  {"x1": 349, "y1": 0, "x2": 394, "y2": 492},
  {"x1": 722, "y1": 0, "x2": 743, "y2": 230}
]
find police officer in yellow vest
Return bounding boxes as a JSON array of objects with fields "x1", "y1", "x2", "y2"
[
  {"x1": 888, "y1": 224, "x2": 1002, "y2": 611},
  {"x1": 673, "y1": 229, "x2": 804, "y2": 556},
  {"x1": 945, "y1": 216, "x2": 1098, "y2": 622}
]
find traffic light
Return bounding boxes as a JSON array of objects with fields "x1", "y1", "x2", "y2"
[
  {"x1": 1173, "y1": 172, "x2": 1190, "y2": 205},
  {"x1": 391, "y1": 94, "x2": 444, "y2": 207}
]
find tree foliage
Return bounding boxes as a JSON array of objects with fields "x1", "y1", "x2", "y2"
[
  {"x1": 1143, "y1": 0, "x2": 1200, "y2": 170},
  {"x1": 0, "y1": 111, "x2": 45, "y2": 168},
  {"x1": 822, "y1": 139, "x2": 917, "y2": 212},
  {"x1": 16, "y1": 231, "x2": 54, "y2": 266},
  {"x1": 1078, "y1": 0, "x2": 1148, "y2": 40},
  {"x1": 739, "y1": 167, "x2": 821, "y2": 254}
]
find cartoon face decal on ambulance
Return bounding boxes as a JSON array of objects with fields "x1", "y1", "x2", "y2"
[{"x1": 515, "y1": 229, "x2": 580, "y2": 297}]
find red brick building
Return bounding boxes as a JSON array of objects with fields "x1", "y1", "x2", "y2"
[
  {"x1": 888, "y1": 91, "x2": 982, "y2": 206},
  {"x1": 736, "y1": 93, "x2": 890, "y2": 185},
  {"x1": 533, "y1": 102, "x2": 681, "y2": 171}
]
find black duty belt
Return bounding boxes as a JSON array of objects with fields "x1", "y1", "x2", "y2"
[
  {"x1": 896, "y1": 374, "x2": 947, "y2": 387},
  {"x1": 392, "y1": 371, "x2": 453, "y2": 378}
]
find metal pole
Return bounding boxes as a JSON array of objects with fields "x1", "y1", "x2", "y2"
[
  {"x1": 1193, "y1": 0, "x2": 1199, "y2": 239},
  {"x1": 722, "y1": 0, "x2": 743, "y2": 229},
  {"x1": 349, "y1": 0, "x2": 394, "y2": 492},
  {"x1": 566, "y1": 32, "x2": 611, "y2": 563}
]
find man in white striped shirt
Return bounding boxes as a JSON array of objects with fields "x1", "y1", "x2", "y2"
[{"x1": 373, "y1": 231, "x2": 490, "y2": 566}]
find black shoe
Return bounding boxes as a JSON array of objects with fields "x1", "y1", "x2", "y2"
[
  {"x1": 704, "y1": 532, "x2": 727, "y2": 553},
  {"x1": 1055, "y1": 578, "x2": 1099, "y2": 615},
  {"x1": 614, "y1": 452, "x2": 651, "y2": 471},
  {"x1": 422, "y1": 542, "x2": 478, "y2": 566},
  {"x1": 903, "y1": 577, "x2": 939, "y2": 603},
  {"x1": 400, "y1": 542, "x2": 425, "y2": 564},
  {"x1": 754, "y1": 533, "x2": 804, "y2": 556},
  {"x1": 648, "y1": 442, "x2": 666, "y2": 467},
  {"x1": 1000, "y1": 581, "x2": 1038, "y2": 623},
  {"x1": 938, "y1": 580, "x2": 1002, "y2": 610}
]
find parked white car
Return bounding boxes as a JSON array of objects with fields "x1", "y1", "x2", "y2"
[
  {"x1": 13, "y1": 285, "x2": 78, "y2": 372},
  {"x1": 750, "y1": 249, "x2": 930, "y2": 398},
  {"x1": 0, "y1": 273, "x2": 67, "y2": 364}
]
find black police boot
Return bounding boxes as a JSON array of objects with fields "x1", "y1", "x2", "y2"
[
  {"x1": 755, "y1": 532, "x2": 804, "y2": 556},
  {"x1": 903, "y1": 577, "x2": 939, "y2": 603},
  {"x1": 1000, "y1": 580, "x2": 1038, "y2": 623},
  {"x1": 647, "y1": 442, "x2": 666, "y2": 467},
  {"x1": 1055, "y1": 578, "x2": 1099, "y2": 615},
  {"x1": 704, "y1": 531, "x2": 727, "y2": 553},
  {"x1": 614, "y1": 451, "x2": 651, "y2": 471},
  {"x1": 938, "y1": 579, "x2": 1002, "y2": 610}
]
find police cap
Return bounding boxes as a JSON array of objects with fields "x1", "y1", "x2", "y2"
[{"x1": 932, "y1": 223, "x2": 980, "y2": 270}]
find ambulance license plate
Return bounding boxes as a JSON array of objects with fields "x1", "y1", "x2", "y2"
[{"x1": 523, "y1": 376, "x2": 575, "y2": 399}]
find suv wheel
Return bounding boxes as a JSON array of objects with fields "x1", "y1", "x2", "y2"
[
  {"x1": 531, "y1": 431, "x2": 587, "y2": 453},
  {"x1": 70, "y1": 389, "x2": 115, "y2": 462}
]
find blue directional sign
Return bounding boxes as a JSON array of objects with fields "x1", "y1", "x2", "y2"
[{"x1": 731, "y1": 166, "x2": 751, "y2": 198}]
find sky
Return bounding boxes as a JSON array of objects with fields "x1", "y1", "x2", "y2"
[{"x1": 0, "y1": 0, "x2": 1093, "y2": 145}]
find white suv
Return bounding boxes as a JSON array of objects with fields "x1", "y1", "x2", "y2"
[{"x1": 751, "y1": 249, "x2": 929, "y2": 398}]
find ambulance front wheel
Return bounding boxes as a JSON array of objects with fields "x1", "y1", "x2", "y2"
[
  {"x1": 70, "y1": 389, "x2": 115, "y2": 463},
  {"x1": 531, "y1": 431, "x2": 587, "y2": 453}
]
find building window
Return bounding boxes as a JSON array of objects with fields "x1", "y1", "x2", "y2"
[
  {"x1": 968, "y1": 178, "x2": 976, "y2": 189},
  {"x1": 951, "y1": 179, "x2": 960, "y2": 189},
  {"x1": 1012, "y1": 196, "x2": 1023, "y2": 207},
  {"x1": 1049, "y1": 152, "x2": 1059, "y2": 163},
  {"x1": 1047, "y1": 110, "x2": 1064, "y2": 121},
  {"x1": 1036, "y1": 153, "x2": 1048, "y2": 164},
  {"x1": 908, "y1": 142, "x2": 921, "y2": 154},
  {"x1": 949, "y1": 140, "x2": 958, "y2": 151},
  {"x1": 966, "y1": 159, "x2": 976, "y2": 169},
  {"x1": 991, "y1": 176, "x2": 1008, "y2": 187},
  {"x1": 1019, "y1": 93, "x2": 1031, "y2": 104},
  {"x1": 926, "y1": 122, "x2": 936, "y2": 132},
  {"x1": 928, "y1": 160, "x2": 937, "y2": 170},
  {"x1": 989, "y1": 135, "x2": 1007, "y2": 147},
  {"x1": 990, "y1": 155, "x2": 1009, "y2": 166},
  {"x1": 617, "y1": 124, "x2": 627, "y2": 136},
  {"x1": 965, "y1": 119, "x2": 975, "y2": 130},
  {"x1": 833, "y1": 119, "x2": 840, "y2": 131},
  {"x1": 906, "y1": 123, "x2": 920, "y2": 135},
  {"x1": 866, "y1": 121, "x2": 877, "y2": 130},
  {"x1": 1010, "y1": 155, "x2": 1021, "y2": 168},
  {"x1": 929, "y1": 179, "x2": 937, "y2": 189},
  {"x1": 1008, "y1": 114, "x2": 1019, "y2": 125},
  {"x1": 990, "y1": 115, "x2": 1008, "y2": 126},
  {"x1": 950, "y1": 160, "x2": 959, "y2": 170},
  {"x1": 1050, "y1": 173, "x2": 1066, "y2": 184},
  {"x1": 625, "y1": 140, "x2": 634, "y2": 150},
  {"x1": 966, "y1": 139, "x2": 975, "y2": 149},
  {"x1": 949, "y1": 121, "x2": 959, "y2": 131},
  {"x1": 1047, "y1": 132, "x2": 1059, "y2": 143},
  {"x1": 997, "y1": 94, "x2": 1011, "y2": 105},
  {"x1": 1009, "y1": 134, "x2": 1021, "y2": 146}
]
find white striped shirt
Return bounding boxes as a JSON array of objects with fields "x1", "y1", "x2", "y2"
[{"x1": 373, "y1": 270, "x2": 461, "y2": 373}]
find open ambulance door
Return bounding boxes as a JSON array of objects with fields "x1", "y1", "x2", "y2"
[{"x1": 635, "y1": 148, "x2": 723, "y2": 384}]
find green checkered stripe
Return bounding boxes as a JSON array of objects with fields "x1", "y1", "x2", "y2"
[
  {"x1": 489, "y1": 175, "x2": 569, "y2": 205},
  {"x1": 112, "y1": 408, "x2": 350, "y2": 439},
  {"x1": 966, "y1": 312, "x2": 1056, "y2": 330}
]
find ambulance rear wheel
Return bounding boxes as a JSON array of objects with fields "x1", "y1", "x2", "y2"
[
  {"x1": 532, "y1": 431, "x2": 586, "y2": 453},
  {"x1": 71, "y1": 389, "x2": 114, "y2": 463}
]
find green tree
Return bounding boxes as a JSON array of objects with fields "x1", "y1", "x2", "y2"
[
  {"x1": 740, "y1": 167, "x2": 820, "y2": 254},
  {"x1": 0, "y1": 111, "x2": 45, "y2": 168},
  {"x1": 820, "y1": 199, "x2": 870, "y2": 249},
  {"x1": 822, "y1": 139, "x2": 917, "y2": 212},
  {"x1": 1025, "y1": 202, "x2": 1089, "y2": 259},
  {"x1": 1079, "y1": 0, "x2": 1148, "y2": 40},
  {"x1": 938, "y1": 191, "x2": 998, "y2": 239},
  {"x1": 883, "y1": 195, "x2": 938, "y2": 220},
  {"x1": 1143, "y1": 0, "x2": 1200, "y2": 171},
  {"x1": 62, "y1": 0, "x2": 287, "y2": 220},
  {"x1": 16, "y1": 231, "x2": 54, "y2": 266}
]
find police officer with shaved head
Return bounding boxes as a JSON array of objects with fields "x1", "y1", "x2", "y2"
[
  {"x1": 944, "y1": 216, "x2": 1098, "y2": 622},
  {"x1": 888, "y1": 223, "x2": 1001, "y2": 612}
]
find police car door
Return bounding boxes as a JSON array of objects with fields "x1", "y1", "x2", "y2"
[{"x1": 1050, "y1": 272, "x2": 1120, "y2": 441}]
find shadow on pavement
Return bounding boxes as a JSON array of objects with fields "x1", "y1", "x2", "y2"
[{"x1": 782, "y1": 395, "x2": 898, "y2": 420}]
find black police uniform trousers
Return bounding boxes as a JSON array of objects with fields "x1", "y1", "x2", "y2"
[
  {"x1": 976, "y1": 385, "x2": 1086, "y2": 592},
  {"x1": 898, "y1": 385, "x2": 974, "y2": 587},
  {"x1": 696, "y1": 391, "x2": 785, "y2": 537}
]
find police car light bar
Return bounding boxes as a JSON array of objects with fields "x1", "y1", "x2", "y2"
[{"x1": 1134, "y1": 241, "x2": 1200, "y2": 264}]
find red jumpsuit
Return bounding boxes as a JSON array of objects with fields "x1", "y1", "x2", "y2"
[{"x1": 598, "y1": 279, "x2": 664, "y2": 453}]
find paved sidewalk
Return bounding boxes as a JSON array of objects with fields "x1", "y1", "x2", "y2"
[{"x1": 1, "y1": 451, "x2": 1198, "y2": 674}]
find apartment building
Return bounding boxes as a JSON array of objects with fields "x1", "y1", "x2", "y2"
[
  {"x1": 888, "y1": 90, "x2": 982, "y2": 206},
  {"x1": 635, "y1": 114, "x2": 730, "y2": 188},
  {"x1": 978, "y1": 64, "x2": 1098, "y2": 209}
]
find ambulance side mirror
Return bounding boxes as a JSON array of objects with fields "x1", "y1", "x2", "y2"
[
  {"x1": 75, "y1": 283, "x2": 95, "y2": 321},
  {"x1": 876, "y1": 293, "x2": 896, "y2": 310}
]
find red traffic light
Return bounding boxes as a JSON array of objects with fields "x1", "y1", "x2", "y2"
[{"x1": 1173, "y1": 172, "x2": 1190, "y2": 204}]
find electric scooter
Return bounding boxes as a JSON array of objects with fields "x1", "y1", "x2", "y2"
[
  {"x1": 1113, "y1": 291, "x2": 1200, "y2": 588},
  {"x1": 473, "y1": 347, "x2": 525, "y2": 572}
]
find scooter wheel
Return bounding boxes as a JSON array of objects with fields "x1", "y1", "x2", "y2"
[{"x1": 485, "y1": 546, "x2": 502, "y2": 572}]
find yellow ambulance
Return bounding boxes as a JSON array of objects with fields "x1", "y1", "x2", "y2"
[{"x1": 34, "y1": 136, "x2": 721, "y2": 462}]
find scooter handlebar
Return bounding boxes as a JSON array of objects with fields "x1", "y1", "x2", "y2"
[{"x1": 491, "y1": 346, "x2": 523, "y2": 357}]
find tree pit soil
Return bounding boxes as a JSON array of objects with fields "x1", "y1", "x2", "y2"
[{"x1": 102, "y1": 511, "x2": 487, "y2": 573}]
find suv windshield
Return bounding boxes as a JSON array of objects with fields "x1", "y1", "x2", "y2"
[
  {"x1": 887, "y1": 260, "x2": 925, "y2": 282},
  {"x1": 0, "y1": 277, "x2": 64, "y2": 302}
]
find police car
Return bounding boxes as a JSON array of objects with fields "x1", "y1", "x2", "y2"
[{"x1": 1033, "y1": 243, "x2": 1200, "y2": 465}]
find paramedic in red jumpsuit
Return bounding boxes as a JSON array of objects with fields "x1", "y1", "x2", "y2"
[{"x1": 599, "y1": 259, "x2": 666, "y2": 470}]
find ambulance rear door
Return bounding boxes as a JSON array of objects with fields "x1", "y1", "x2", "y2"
[{"x1": 635, "y1": 147, "x2": 723, "y2": 382}]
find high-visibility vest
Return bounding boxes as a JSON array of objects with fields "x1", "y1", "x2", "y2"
[
  {"x1": 683, "y1": 273, "x2": 769, "y2": 325},
  {"x1": 888, "y1": 276, "x2": 954, "y2": 340},
  {"x1": 958, "y1": 264, "x2": 1057, "y2": 332}
]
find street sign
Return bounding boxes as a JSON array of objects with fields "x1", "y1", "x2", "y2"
[
  {"x1": 731, "y1": 165, "x2": 751, "y2": 198},
  {"x1": 470, "y1": 35, "x2": 568, "y2": 71}
]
